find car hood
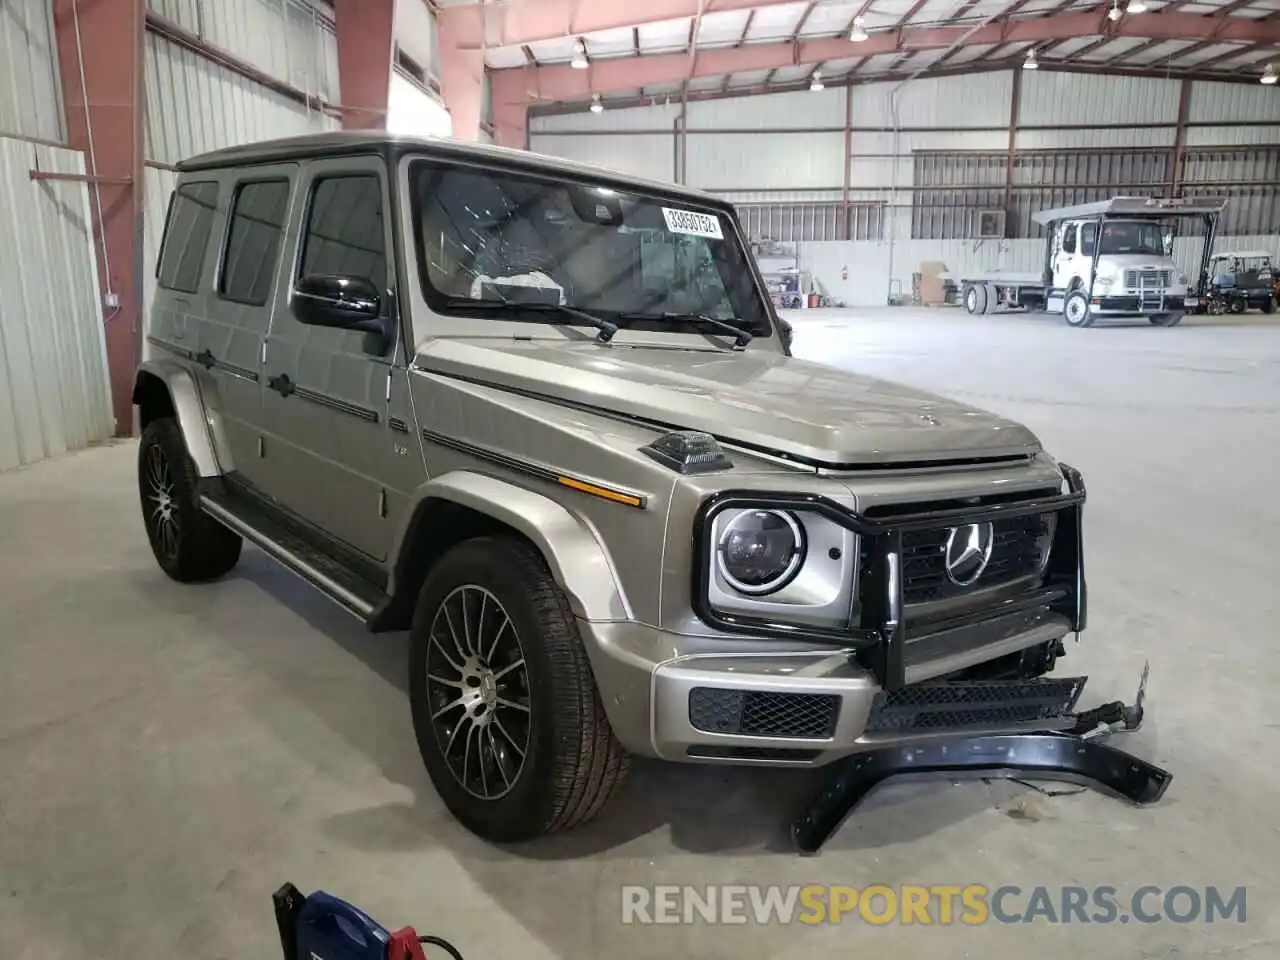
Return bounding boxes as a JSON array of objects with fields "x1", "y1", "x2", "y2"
[{"x1": 413, "y1": 339, "x2": 1041, "y2": 467}]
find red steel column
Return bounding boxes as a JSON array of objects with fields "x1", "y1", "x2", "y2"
[
  {"x1": 52, "y1": 0, "x2": 145, "y2": 437},
  {"x1": 437, "y1": 14, "x2": 486, "y2": 141},
  {"x1": 334, "y1": 0, "x2": 396, "y2": 129},
  {"x1": 488, "y1": 71, "x2": 528, "y2": 150}
]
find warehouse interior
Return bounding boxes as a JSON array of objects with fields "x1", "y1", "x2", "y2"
[{"x1": 1, "y1": 1, "x2": 1278, "y2": 958}]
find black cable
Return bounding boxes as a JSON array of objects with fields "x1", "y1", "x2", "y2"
[{"x1": 419, "y1": 934, "x2": 467, "y2": 960}]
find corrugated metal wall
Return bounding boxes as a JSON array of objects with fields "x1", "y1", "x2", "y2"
[
  {"x1": 0, "y1": 137, "x2": 114, "y2": 470},
  {"x1": 148, "y1": 0, "x2": 339, "y2": 102},
  {"x1": 141, "y1": 2, "x2": 339, "y2": 325},
  {"x1": 0, "y1": 0, "x2": 63, "y2": 141},
  {"x1": 529, "y1": 69, "x2": 1280, "y2": 306}
]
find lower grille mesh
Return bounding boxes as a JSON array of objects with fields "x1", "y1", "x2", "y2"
[
  {"x1": 864, "y1": 677, "x2": 1086, "y2": 733},
  {"x1": 689, "y1": 688, "x2": 841, "y2": 739}
]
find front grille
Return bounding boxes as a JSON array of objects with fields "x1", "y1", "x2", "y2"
[
  {"x1": 688, "y1": 688, "x2": 841, "y2": 739},
  {"x1": 896, "y1": 512, "x2": 1054, "y2": 605},
  {"x1": 863, "y1": 677, "x2": 1086, "y2": 734},
  {"x1": 1124, "y1": 268, "x2": 1172, "y2": 289}
]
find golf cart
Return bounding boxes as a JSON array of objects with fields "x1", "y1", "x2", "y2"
[{"x1": 1205, "y1": 250, "x2": 1275, "y2": 315}]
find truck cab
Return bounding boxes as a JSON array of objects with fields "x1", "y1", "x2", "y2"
[{"x1": 1052, "y1": 217, "x2": 1189, "y2": 318}]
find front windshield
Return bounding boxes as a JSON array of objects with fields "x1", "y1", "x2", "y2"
[
  {"x1": 409, "y1": 159, "x2": 772, "y2": 337},
  {"x1": 1098, "y1": 220, "x2": 1165, "y2": 257}
]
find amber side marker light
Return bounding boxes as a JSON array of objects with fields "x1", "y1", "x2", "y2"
[{"x1": 556, "y1": 476, "x2": 646, "y2": 508}]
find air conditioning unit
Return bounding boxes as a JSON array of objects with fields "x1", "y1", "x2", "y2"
[{"x1": 976, "y1": 209, "x2": 1006, "y2": 239}]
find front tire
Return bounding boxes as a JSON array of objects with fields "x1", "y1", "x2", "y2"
[
  {"x1": 138, "y1": 418, "x2": 242, "y2": 582},
  {"x1": 1063, "y1": 290, "x2": 1094, "y2": 328},
  {"x1": 409, "y1": 536, "x2": 630, "y2": 843},
  {"x1": 1149, "y1": 312, "x2": 1184, "y2": 327},
  {"x1": 964, "y1": 283, "x2": 987, "y2": 315}
]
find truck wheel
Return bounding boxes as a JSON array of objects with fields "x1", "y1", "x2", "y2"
[
  {"x1": 964, "y1": 284, "x2": 987, "y2": 315},
  {"x1": 981, "y1": 283, "x2": 997, "y2": 314},
  {"x1": 409, "y1": 536, "x2": 630, "y2": 843},
  {"x1": 1149, "y1": 312, "x2": 1184, "y2": 327},
  {"x1": 1063, "y1": 290, "x2": 1094, "y2": 328},
  {"x1": 138, "y1": 418, "x2": 242, "y2": 582},
  {"x1": 1229, "y1": 299, "x2": 1247, "y2": 314},
  {"x1": 1263, "y1": 298, "x2": 1275, "y2": 315}
]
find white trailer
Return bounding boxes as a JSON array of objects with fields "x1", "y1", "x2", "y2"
[{"x1": 950, "y1": 196, "x2": 1227, "y2": 328}]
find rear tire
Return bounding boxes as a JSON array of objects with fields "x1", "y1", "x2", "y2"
[
  {"x1": 138, "y1": 418, "x2": 242, "y2": 582},
  {"x1": 409, "y1": 536, "x2": 630, "y2": 843},
  {"x1": 1149, "y1": 312, "x2": 1184, "y2": 327},
  {"x1": 1229, "y1": 298, "x2": 1247, "y2": 314},
  {"x1": 1262, "y1": 297, "x2": 1274, "y2": 315},
  {"x1": 1063, "y1": 290, "x2": 1094, "y2": 328}
]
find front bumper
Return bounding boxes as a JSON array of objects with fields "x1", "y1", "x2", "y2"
[
  {"x1": 1090, "y1": 293, "x2": 1196, "y2": 314},
  {"x1": 582, "y1": 464, "x2": 1089, "y2": 766},
  {"x1": 585, "y1": 608, "x2": 1078, "y2": 765}
]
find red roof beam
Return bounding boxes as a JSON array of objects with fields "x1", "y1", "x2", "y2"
[{"x1": 492, "y1": 10, "x2": 1280, "y2": 104}]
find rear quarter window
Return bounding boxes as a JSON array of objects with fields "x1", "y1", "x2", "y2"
[{"x1": 157, "y1": 180, "x2": 220, "y2": 293}]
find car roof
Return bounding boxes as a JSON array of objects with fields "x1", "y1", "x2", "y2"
[{"x1": 177, "y1": 131, "x2": 727, "y2": 208}]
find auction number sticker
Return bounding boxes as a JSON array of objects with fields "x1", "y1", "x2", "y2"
[{"x1": 662, "y1": 207, "x2": 724, "y2": 240}]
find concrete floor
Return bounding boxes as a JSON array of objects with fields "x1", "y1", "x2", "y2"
[{"x1": 2, "y1": 307, "x2": 1278, "y2": 959}]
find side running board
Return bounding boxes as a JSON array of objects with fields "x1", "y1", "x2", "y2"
[{"x1": 198, "y1": 490, "x2": 387, "y2": 623}]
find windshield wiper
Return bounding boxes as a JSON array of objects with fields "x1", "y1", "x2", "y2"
[
  {"x1": 618, "y1": 311, "x2": 753, "y2": 347},
  {"x1": 441, "y1": 296, "x2": 618, "y2": 343}
]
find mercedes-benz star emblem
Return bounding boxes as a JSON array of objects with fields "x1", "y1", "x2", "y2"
[{"x1": 944, "y1": 522, "x2": 994, "y2": 586}]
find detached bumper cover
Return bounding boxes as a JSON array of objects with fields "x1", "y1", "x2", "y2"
[{"x1": 791, "y1": 731, "x2": 1172, "y2": 855}]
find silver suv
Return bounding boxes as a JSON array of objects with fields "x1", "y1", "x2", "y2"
[{"x1": 135, "y1": 132, "x2": 1087, "y2": 843}]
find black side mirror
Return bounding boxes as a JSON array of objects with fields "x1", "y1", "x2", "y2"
[
  {"x1": 292, "y1": 274, "x2": 393, "y2": 355},
  {"x1": 292, "y1": 274, "x2": 383, "y2": 331}
]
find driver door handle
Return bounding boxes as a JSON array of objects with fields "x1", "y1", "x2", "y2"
[{"x1": 268, "y1": 373, "x2": 295, "y2": 397}]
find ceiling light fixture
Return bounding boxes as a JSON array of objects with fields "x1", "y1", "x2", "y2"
[
  {"x1": 1107, "y1": 1, "x2": 1123, "y2": 21},
  {"x1": 1262, "y1": 63, "x2": 1278, "y2": 85},
  {"x1": 1023, "y1": 48, "x2": 1039, "y2": 70},
  {"x1": 1127, "y1": 0, "x2": 1148, "y2": 12},
  {"x1": 810, "y1": 71, "x2": 825, "y2": 91},
  {"x1": 570, "y1": 38, "x2": 589, "y2": 70},
  {"x1": 590, "y1": 94, "x2": 604, "y2": 113},
  {"x1": 850, "y1": 16, "x2": 868, "y2": 42}
]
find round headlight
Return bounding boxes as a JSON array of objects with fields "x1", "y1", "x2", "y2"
[{"x1": 716, "y1": 509, "x2": 806, "y2": 595}]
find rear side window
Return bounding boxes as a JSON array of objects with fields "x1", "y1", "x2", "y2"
[
  {"x1": 299, "y1": 175, "x2": 386, "y2": 286},
  {"x1": 219, "y1": 179, "x2": 291, "y2": 305},
  {"x1": 157, "y1": 181, "x2": 219, "y2": 293}
]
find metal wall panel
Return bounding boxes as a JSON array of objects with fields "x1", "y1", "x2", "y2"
[
  {"x1": 528, "y1": 133, "x2": 675, "y2": 182},
  {"x1": 686, "y1": 87, "x2": 845, "y2": 129},
  {"x1": 686, "y1": 131, "x2": 845, "y2": 190},
  {"x1": 1016, "y1": 126, "x2": 1177, "y2": 150},
  {"x1": 532, "y1": 103, "x2": 681, "y2": 133},
  {"x1": 717, "y1": 190, "x2": 844, "y2": 203},
  {"x1": 144, "y1": 33, "x2": 336, "y2": 164},
  {"x1": 1185, "y1": 125, "x2": 1280, "y2": 148},
  {"x1": 1189, "y1": 80, "x2": 1280, "y2": 124},
  {"x1": 1019, "y1": 70, "x2": 1180, "y2": 127},
  {"x1": 0, "y1": 137, "x2": 113, "y2": 471},
  {"x1": 850, "y1": 72, "x2": 1013, "y2": 128},
  {"x1": 147, "y1": 0, "x2": 339, "y2": 101},
  {"x1": 0, "y1": 0, "x2": 63, "y2": 141}
]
